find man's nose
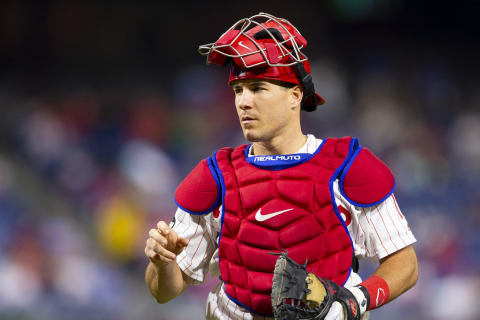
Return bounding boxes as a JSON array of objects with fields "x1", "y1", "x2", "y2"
[{"x1": 237, "y1": 89, "x2": 254, "y2": 110}]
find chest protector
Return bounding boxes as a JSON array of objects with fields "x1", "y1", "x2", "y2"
[{"x1": 174, "y1": 137, "x2": 395, "y2": 317}]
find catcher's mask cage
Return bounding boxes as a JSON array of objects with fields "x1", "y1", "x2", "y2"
[{"x1": 198, "y1": 12, "x2": 325, "y2": 111}]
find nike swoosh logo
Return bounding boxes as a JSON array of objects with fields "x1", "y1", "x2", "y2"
[
  {"x1": 376, "y1": 288, "x2": 385, "y2": 307},
  {"x1": 255, "y1": 208, "x2": 294, "y2": 222},
  {"x1": 238, "y1": 41, "x2": 252, "y2": 51}
]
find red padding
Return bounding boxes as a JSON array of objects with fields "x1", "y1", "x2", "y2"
[
  {"x1": 209, "y1": 30, "x2": 241, "y2": 66},
  {"x1": 342, "y1": 148, "x2": 394, "y2": 205},
  {"x1": 216, "y1": 30, "x2": 240, "y2": 46},
  {"x1": 359, "y1": 275, "x2": 390, "y2": 310},
  {"x1": 264, "y1": 42, "x2": 280, "y2": 64},
  {"x1": 175, "y1": 159, "x2": 219, "y2": 213}
]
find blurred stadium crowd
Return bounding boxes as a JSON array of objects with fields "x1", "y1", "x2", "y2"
[{"x1": 1, "y1": 1, "x2": 480, "y2": 320}]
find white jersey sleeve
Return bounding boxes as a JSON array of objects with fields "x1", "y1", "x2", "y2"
[
  {"x1": 170, "y1": 208, "x2": 218, "y2": 284},
  {"x1": 334, "y1": 182, "x2": 416, "y2": 261},
  {"x1": 359, "y1": 194, "x2": 416, "y2": 260}
]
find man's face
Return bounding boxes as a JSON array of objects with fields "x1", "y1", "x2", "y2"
[{"x1": 231, "y1": 79, "x2": 299, "y2": 142}]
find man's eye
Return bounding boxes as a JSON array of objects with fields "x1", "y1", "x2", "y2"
[
  {"x1": 234, "y1": 88, "x2": 242, "y2": 94},
  {"x1": 252, "y1": 87, "x2": 264, "y2": 92}
]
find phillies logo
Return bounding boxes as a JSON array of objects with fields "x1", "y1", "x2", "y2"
[
  {"x1": 213, "y1": 205, "x2": 221, "y2": 218},
  {"x1": 338, "y1": 205, "x2": 351, "y2": 226}
]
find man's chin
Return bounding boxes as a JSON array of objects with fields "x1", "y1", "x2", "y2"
[{"x1": 243, "y1": 129, "x2": 262, "y2": 142}]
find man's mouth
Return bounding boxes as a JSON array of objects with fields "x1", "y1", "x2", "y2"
[{"x1": 241, "y1": 116, "x2": 256, "y2": 123}]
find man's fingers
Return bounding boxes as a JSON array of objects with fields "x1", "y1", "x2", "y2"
[
  {"x1": 152, "y1": 242, "x2": 176, "y2": 259},
  {"x1": 145, "y1": 248, "x2": 174, "y2": 264},
  {"x1": 178, "y1": 236, "x2": 189, "y2": 247},
  {"x1": 149, "y1": 220, "x2": 187, "y2": 257},
  {"x1": 165, "y1": 228, "x2": 188, "y2": 253},
  {"x1": 165, "y1": 229, "x2": 179, "y2": 249},
  {"x1": 146, "y1": 238, "x2": 161, "y2": 251},
  {"x1": 148, "y1": 229, "x2": 167, "y2": 246},
  {"x1": 173, "y1": 236, "x2": 189, "y2": 255},
  {"x1": 157, "y1": 221, "x2": 170, "y2": 235},
  {"x1": 145, "y1": 238, "x2": 176, "y2": 260}
]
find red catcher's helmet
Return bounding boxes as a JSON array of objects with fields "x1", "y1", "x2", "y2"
[{"x1": 198, "y1": 12, "x2": 325, "y2": 111}]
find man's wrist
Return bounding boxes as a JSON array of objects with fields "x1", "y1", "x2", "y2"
[
  {"x1": 152, "y1": 259, "x2": 178, "y2": 275},
  {"x1": 347, "y1": 286, "x2": 368, "y2": 316},
  {"x1": 148, "y1": 260, "x2": 185, "y2": 303},
  {"x1": 357, "y1": 276, "x2": 390, "y2": 310}
]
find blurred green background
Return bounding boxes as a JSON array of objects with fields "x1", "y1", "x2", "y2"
[{"x1": 0, "y1": 1, "x2": 479, "y2": 319}]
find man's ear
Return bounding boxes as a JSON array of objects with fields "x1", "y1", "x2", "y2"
[{"x1": 289, "y1": 85, "x2": 303, "y2": 110}]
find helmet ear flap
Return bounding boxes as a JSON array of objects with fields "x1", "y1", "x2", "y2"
[{"x1": 294, "y1": 62, "x2": 318, "y2": 112}]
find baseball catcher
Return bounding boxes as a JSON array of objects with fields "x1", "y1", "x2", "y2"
[{"x1": 145, "y1": 12, "x2": 418, "y2": 320}]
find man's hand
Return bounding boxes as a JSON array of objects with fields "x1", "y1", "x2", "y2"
[
  {"x1": 145, "y1": 221, "x2": 191, "y2": 304},
  {"x1": 145, "y1": 221, "x2": 189, "y2": 267}
]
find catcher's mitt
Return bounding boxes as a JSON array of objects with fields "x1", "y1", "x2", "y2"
[{"x1": 271, "y1": 251, "x2": 361, "y2": 320}]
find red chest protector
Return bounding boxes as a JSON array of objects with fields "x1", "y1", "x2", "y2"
[{"x1": 174, "y1": 137, "x2": 395, "y2": 316}]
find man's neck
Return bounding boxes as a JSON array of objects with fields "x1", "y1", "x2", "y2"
[{"x1": 251, "y1": 131, "x2": 307, "y2": 156}]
